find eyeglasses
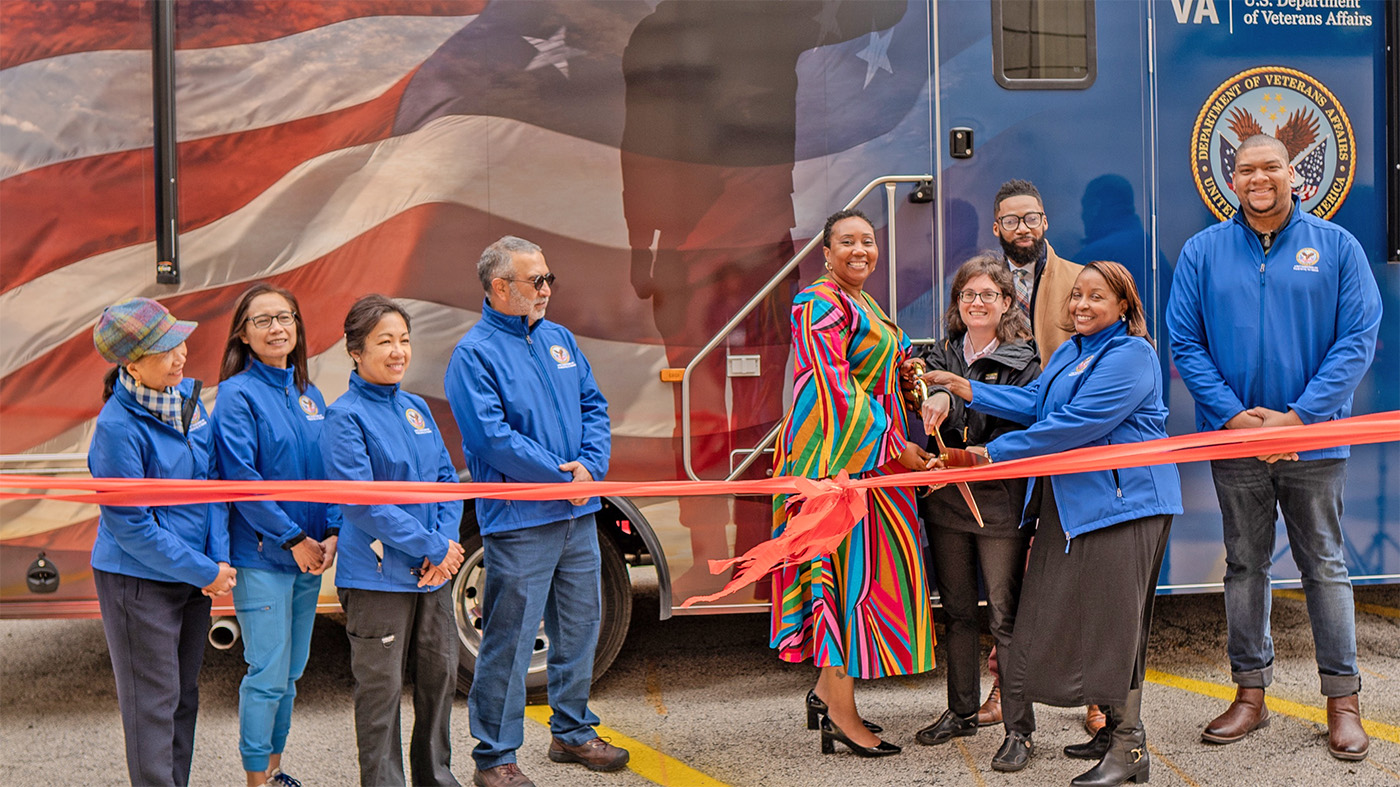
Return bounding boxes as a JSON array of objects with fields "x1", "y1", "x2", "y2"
[
  {"x1": 245, "y1": 311, "x2": 297, "y2": 329},
  {"x1": 958, "y1": 290, "x2": 1005, "y2": 304},
  {"x1": 996, "y1": 212, "x2": 1045, "y2": 232},
  {"x1": 500, "y1": 273, "x2": 556, "y2": 292}
]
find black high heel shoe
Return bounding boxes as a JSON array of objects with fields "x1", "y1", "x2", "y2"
[
  {"x1": 806, "y1": 690, "x2": 883, "y2": 733},
  {"x1": 819, "y1": 714, "x2": 901, "y2": 757}
]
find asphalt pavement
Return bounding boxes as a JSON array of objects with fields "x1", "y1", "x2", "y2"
[{"x1": 1, "y1": 578, "x2": 1396, "y2": 786}]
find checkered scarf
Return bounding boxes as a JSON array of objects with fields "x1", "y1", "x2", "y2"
[{"x1": 119, "y1": 368, "x2": 185, "y2": 432}]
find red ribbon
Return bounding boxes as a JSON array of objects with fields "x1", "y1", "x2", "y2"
[{"x1": 3, "y1": 412, "x2": 1396, "y2": 606}]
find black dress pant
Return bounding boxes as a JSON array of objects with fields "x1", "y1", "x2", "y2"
[
  {"x1": 339, "y1": 586, "x2": 460, "y2": 787},
  {"x1": 927, "y1": 527, "x2": 1031, "y2": 728},
  {"x1": 94, "y1": 569, "x2": 211, "y2": 787}
]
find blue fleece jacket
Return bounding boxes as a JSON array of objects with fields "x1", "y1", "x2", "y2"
[
  {"x1": 89, "y1": 378, "x2": 230, "y2": 587},
  {"x1": 322, "y1": 373, "x2": 462, "y2": 592},
  {"x1": 212, "y1": 359, "x2": 340, "y2": 572},
  {"x1": 970, "y1": 321, "x2": 1183, "y2": 541},
  {"x1": 1166, "y1": 197, "x2": 1382, "y2": 459},
  {"x1": 444, "y1": 300, "x2": 610, "y2": 535}
]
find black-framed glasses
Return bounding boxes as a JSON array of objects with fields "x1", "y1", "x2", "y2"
[
  {"x1": 500, "y1": 273, "x2": 556, "y2": 291},
  {"x1": 996, "y1": 211, "x2": 1045, "y2": 232},
  {"x1": 958, "y1": 290, "x2": 1005, "y2": 304},
  {"x1": 245, "y1": 311, "x2": 297, "y2": 329}
]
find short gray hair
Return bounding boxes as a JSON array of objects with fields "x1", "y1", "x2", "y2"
[{"x1": 478, "y1": 236, "x2": 542, "y2": 291}]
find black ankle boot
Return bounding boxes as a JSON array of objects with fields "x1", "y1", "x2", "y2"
[
  {"x1": 1070, "y1": 727, "x2": 1149, "y2": 785},
  {"x1": 1065, "y1": 705, "x2": 1117, "y2": 759},
  {"x1": 1072, "y1": 689, "x2": 1149, "y2": 786}
]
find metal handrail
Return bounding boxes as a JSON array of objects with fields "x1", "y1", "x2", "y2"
[{"x1": 680, "y1": 174, "x2": 932, "y2": 482}]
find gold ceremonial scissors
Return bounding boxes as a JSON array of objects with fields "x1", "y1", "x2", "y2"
[{"x1": 908, "y1": 358, "x2": 986, "y2": 528}]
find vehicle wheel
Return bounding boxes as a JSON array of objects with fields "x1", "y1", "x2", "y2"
[{"x1": 453, "y1": 525, "x2": 633, "y2": 702}]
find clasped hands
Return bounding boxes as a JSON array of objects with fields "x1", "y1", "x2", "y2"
[
  {"x1": 1225, "y1": 407, "x2": 1304, "y2": 463},
  {"x1": 417, "y1": 539, "x2": 467, "y2": 588},
  {"x1": 290, "y1": 535, "x2": 339, "y2": 576},
  {"x1": 202, "y1": 562, "x2": 237, "y2": 598}
]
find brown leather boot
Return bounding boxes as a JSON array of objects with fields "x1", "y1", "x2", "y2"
[
  {"x1": 1202, "y1": 686, "x2": 1270, "y2": 743},
  {"x1": 976, "y1": 685, "x2": 1002, "y2": 726},
  {"x1": 548, "y1": 736, "x2": 630, "y2": 772},
  {"x1": 1084, "y1": 705, "x2": 1107, "y2": 735},
  {"x1": 1326, "y1": 693, "x2": 1369, "y2": 761}
]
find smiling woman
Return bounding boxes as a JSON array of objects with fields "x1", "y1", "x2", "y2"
[
  {"x1": 320, "y1": 294, "x2": 465, "y2": 785},
  {"x1": 87, "y1": 296, "x2": 235, "y2": 786},
  {"x1": 924, "y1": 260, "x2": 1181, "y2": 785},
  {"x1": 769, "y1": 208, "x2": 935, "y2": 759},
  {"x1": 213, "y1": 283, "x2": 337, "y2": 787}
]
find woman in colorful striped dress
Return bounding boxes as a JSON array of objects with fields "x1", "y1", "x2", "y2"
[{"x1": 770, "y1": 208, "x2": 935, "y2": 757}]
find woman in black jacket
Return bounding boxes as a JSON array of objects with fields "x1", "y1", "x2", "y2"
[{"x1": 911, "y1": 253, "x2": 1040, "y2": 765}]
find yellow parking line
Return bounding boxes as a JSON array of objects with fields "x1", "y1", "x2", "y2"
[
  {"x1": 952, "y1": 738, "x2": 987, "y2": 787},
  {"x1": 1145, "y1": 741, "x2": 1201, "y2": 787},
  {"x1": 1370, "y1": 759, "x2": 1400, "y2": 780},
  {"x1": 525, "y1": 705, "x2": 731, "y2": 787},
  {"x1": 1273, "y1": 588, "x2": 1400, "y2": 619},
  {"x1": 1145, "y1": 669, "x2": 1400, "y2": 745}
]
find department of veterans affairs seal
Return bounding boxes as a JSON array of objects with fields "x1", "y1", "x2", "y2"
[{"x1": 1191, "y1": 66, "x2": 1355, "y2": 221}]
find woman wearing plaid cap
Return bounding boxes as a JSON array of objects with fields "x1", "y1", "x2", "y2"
[{"x1": 89, "y1": 296, "x2": 237, "y2": 787}]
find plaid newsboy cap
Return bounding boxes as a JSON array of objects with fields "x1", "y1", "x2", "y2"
[{"x1": 92, "y1": 297, "x2": 197, "y2": 365}]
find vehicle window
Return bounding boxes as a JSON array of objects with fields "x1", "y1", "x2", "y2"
[{"x1": 992, "y1": 0, "x2": 1097, "y2": 90}]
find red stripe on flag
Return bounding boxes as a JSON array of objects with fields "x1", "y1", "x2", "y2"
[
  {"x1": 0, "y1": 202, "x2": 531, "y2": 451},
  {"x1": 1, "y1": 72, "x2": 412, "y2": 293},
  {"x1": 0, "y1": 0, "x2": 482, "y2": 70}
]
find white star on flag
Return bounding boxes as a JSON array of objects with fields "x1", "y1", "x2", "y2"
[
  {"x1": 856, "y1": 29, "x2": 893, "y2": 89},
  {"x1": 523, "y1": 26, "x2": 584, "y2": 78}
]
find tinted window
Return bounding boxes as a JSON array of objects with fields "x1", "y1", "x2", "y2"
[{"x1": 993, "y1": 0, "x2": 1096, "y2": 90}]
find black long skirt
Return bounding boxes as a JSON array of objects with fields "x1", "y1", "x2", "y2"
[{"x1": 1002, "y1": 482, "x2": 1172, "y2": 708}]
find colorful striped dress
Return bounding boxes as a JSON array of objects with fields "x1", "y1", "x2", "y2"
[{"x1": 769, "y1": 277, "x2": 935, "y2": 678}]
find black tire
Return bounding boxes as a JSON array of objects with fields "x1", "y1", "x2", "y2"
[{"x1": 452, "y1": 521, "x2": 633, "y2": 702}]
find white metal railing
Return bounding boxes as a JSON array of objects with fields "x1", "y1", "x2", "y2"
[{"x1": 680, "y1": 175, "x2": 933, "y2": 482}]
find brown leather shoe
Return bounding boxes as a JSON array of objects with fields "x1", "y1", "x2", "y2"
[
  {"x1": 1327, "y1": 693, "x2": 1369, "y2": 761},
  {"x1": 1201, "y1": 686, "x2": 1270, "y2": 744},
  {"x1": 548, "y1": 736, "x2": 630, "y2": 772},
  {"x1": 473, "y1": 762, "x2": 536, "y2": 787},
  {"x1": 976, "y1": 685, "x2": 1003, "y2": 726},
  {"x1": 1084, "y1": 705, "x2": 1106, "y2": 735}
]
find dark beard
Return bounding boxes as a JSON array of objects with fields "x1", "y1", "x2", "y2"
[{"x1": 999, "y1": 235, "x2": 1044, "y2": 268}]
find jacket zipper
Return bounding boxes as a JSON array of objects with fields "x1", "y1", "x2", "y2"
[
  {"x1": 526, "y1": 327, "x2": 573, "y2": 474},
  {"x1": 1106, "y1": 438, "x2": 1123, "y2": 498}
]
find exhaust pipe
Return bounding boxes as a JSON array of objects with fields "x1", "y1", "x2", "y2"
[{"x1": 208, "y1": 616, "x2": 241, "y2": 650}]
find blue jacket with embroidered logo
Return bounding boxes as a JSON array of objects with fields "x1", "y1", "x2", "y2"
[
  {"x1": 322, "y1": 372, "x2": 462, "y2": 592},
  {"x1": 88, "y1": 377, "x2": 230, "y2": 587},
  {"x1": 213, "y1": 358, "x2": 340, "y2": 572},
  {"x1": 444, "y1": 300, "x2": 610, "y2": 535},
  {"x1": 969, "y1": 320, "x2": 1182, "y2": 541},
  {"x1": 1166, "y1": 197, "x2": 1382, "y2": 459}
]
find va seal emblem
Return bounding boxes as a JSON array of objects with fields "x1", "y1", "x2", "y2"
[
  {"x1": 404, "y1": 408, "x2": 428, "y2": 432},
  {"x1": 550, "y1": 345, "x2": 576, "y2": 369},
  {"x1": 1191, "y1": 66, "x2": 1354, "y2": 221},
  {"x1": 1296, "y1": 247, "x2": 1319, "y2": 266},
  {"x1": 298, "y1": 395, "x2": 319, "y2": 417}
]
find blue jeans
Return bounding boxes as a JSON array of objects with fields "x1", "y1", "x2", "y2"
[
  {"x1": 1211, "y1": 457, "x2": 1360, "y2": 697},
  {"x1": 469, "y1": 515, "x2": 602, "y2": 769},
  {"x1": 232, "y1": 567, "x2": 321, "y2": 771}
]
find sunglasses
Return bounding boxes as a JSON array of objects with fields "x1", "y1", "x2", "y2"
[{"x1": 500, "y1": 273, "x2": 556, "y2": 292}]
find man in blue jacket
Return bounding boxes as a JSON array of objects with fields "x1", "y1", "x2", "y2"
[
  {"x1": 445, "y1": 236, "x2": 625, "y2": 787},
  {"x1": 1167, "y1": 134, "x2": 1381, "y2": 762}
]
